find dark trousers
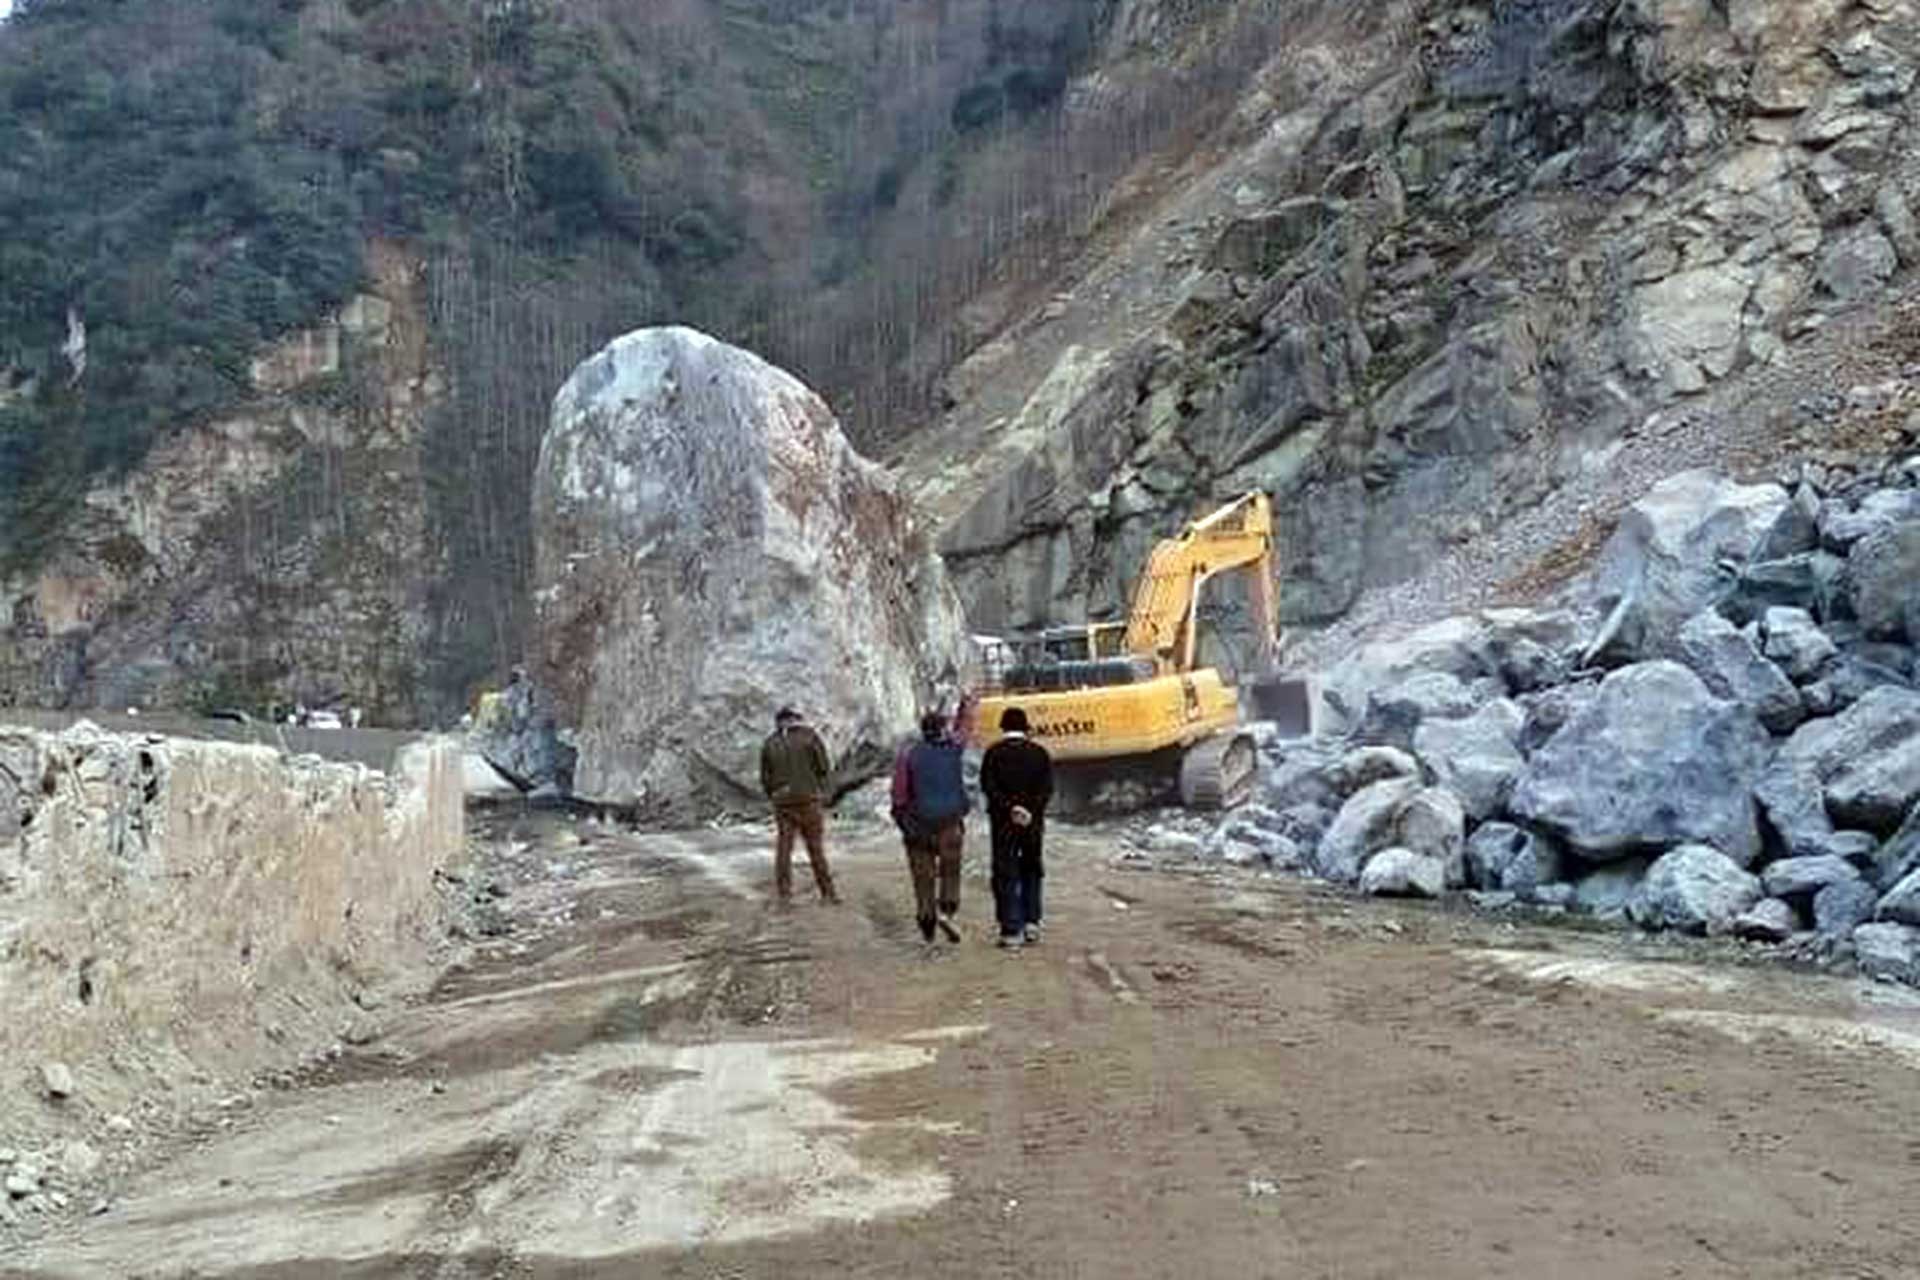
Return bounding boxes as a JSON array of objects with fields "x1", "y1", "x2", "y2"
[
  {"x1": 990, "y1": 816, "x2": 1045, "y2": 938},
  {"x1": 905, "y1": 818, "x2": 965, "y2": 926},
  {"x1": 774, "y1": 799, "x2": 835, "y2": 899}
]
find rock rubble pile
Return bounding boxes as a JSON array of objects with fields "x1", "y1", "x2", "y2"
[{"x1": 1153, "y1": 462, "x2": 1920, "y2": 985}]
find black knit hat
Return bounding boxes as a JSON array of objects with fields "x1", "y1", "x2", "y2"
[
  {"x1": 920, "y1": 710, "x2": 947, "y2": 740},
  {"x1": 1000, "y1": 706, "x2": 1029, "y2": 732},
  {"x1": 775, "y1": 706, "x2": 801, "y2": 724}
]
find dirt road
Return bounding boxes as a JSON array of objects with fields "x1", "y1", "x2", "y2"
[{"x1": 11, "y1": 810, "x2": 1920, "y2": 1279}]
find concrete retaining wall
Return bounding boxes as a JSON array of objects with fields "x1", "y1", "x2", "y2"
[{"x1": 0, "y1": 720, "x2": 465, "y2": 1134}]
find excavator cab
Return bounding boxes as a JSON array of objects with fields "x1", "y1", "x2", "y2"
[{"x1": 988, "y1": 625, "x2": 1155, "y2": 695}]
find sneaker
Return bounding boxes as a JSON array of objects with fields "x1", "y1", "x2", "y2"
[
  {"x1": 1023, "y1": 923, "x2": 1042, "y2": 944},
  {"x1": 996, "y1": 934, "x2": 1024, "y2": 950}
]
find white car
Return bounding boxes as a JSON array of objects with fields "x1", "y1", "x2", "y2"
[{"x1": 307, "y1": 710, "x2": 344, "y2": 730}]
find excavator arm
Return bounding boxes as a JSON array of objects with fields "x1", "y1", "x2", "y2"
[{"x1": 1121, "y1": 492, "x2": 1279, "y2": 675}]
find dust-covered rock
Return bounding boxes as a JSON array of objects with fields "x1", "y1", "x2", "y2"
[
  {"x1": 1324, "y1": 746, "x2": 1420, "y2": 797},
  {"x1": 1731, "y1": 897, "x2": 1799, "y2": 943},
  {"x1": 1760, "y1": 855, "x2": 1863, "y2": 901},
  {"x1": 1800, "y1": 650, "x2": 1914, "y2": 718},
  {"x1": 1464, "y1": 822, "x2": 1565, "y2": 895},
  {"x1": 1814, "y1": 879, "x2": 1881, "y2": 937},
  {"x1": 1756, "y1": 485, "x2": 1821, "y2": 560},
  {"x1": 1874, "y1": 803, "x2": 1920, "y2": 889},
  {"x1": 1720, "y1": 553, "x2": 1850, "y2": 626},
  {"x1": 39, "y1": 1063, "x2": 74, "y2": 1100},
  {"x1": 1413, "y1": 699, "x2": 1526, "y2": 820},
  {"x1": 1876, "y1": 865, "x2": 1920, "y2": 927},
  {"x1": 1572, "y1": 859, "x2": 1653, "y2": 917},
  {"x1": 1849, "y1": 518, "x2": 1920, "y2": 642},
  {"x1": 1675, "y1": 610, "x2": 1803, "y2": 734},
  {"x1": 1313, "y1": 777, "x2": 1421, "y2": 883},
  {"x1": 1359, "y1": 848, "x2": 1446, "y2": 899},
  {"x1": 1354, "y1": 671, "x2": 1479, "y2": 750},
  {"x1": 1318, "y1": 616, "x2": 1496, "y2": 730},
  {"x1": 60, "y1": 1140, "x2": 100, "y2": 1180},
  {"x1": 1628, "y1": 845, "x2": 1764, "y2": 935},
  {"x1": 1587, "y1": 471, "x2": 1789, "y2": 659},
  {"x1": 472, "y1": 670, "x2": 577, "y2": 795},
  {"x1": 1853, "y1": 921, "x2": 1920, "y2": 983},
  {"x1": 1754, "y1": 687, "x2": 1920, "y2": 854},
  {"x1": 1820, "y1": 489, "x2": 1920, "y2": 552},
  {"x1": 1206, "y1": 809, "x2": 1305, "y2": 868},
  {"x1": 1393, "y1": 787, "x2": 1467, "y2": 888},
  {"x1": 1759, "y1": 607, "x2": 1837, "y2": 684},
  {"x1": 1517, "y1": 681, "x2": 1601, "y2": 756}
]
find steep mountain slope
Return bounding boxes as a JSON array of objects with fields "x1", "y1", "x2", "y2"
[
  {"x1": 5, "y1": 0, "x2": 1919, "y2": 720},
  {"x1": 902, "y1": 0, "x2": 1920, "y2": 665},
  {"x1": 0, "y1": 0, "x2": 1191, "y2": 719}
]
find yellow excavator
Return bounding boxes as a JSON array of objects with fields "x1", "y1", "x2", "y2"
[{"x1": 967, "y1": 492, "x2": 1311, "y2": 811}]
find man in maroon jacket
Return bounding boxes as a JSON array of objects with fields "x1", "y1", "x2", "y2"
[{"x1": 892, "y1": 710, "x2": 968, "y2": 944}]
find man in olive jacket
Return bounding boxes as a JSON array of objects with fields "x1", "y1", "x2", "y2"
[{"x1": 759, "y1": 707, "x2": 839, "y2": 904}]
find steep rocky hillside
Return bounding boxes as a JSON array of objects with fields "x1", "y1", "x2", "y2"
[
  {"x1": 6, "y1": 0, "x2": 1920, "y2": 721},
  {"x1": 903, "y1": 0, "x2": 1920, "y2": 659},
  {"x1": 0, "y1": 0, "x2": 1177, "y2": 719}
]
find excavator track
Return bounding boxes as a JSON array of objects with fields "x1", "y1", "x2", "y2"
[{"x1": 1178, "y1": 733, "x2": 1257, "y2": 810}]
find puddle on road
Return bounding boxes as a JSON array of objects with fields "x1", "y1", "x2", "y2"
[{"x1": 15, "y1": 1026, "x2": 986, "y2": 1277}]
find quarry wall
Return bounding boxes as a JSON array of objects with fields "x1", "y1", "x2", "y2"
[{"x1": 0, "y1": 720, "x2": 465, "y2": 1137}]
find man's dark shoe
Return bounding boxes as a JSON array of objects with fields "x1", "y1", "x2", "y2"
[
  {"x1": 918, "y1": 917, "x2": 936, "y2": 943},
  {"x1": 936, "y1": 917, "x2": 962, "y2": 943}
]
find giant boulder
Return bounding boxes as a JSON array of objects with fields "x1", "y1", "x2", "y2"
[
  {"x1": 1510, "y1": 662, "x2": 1770, "y2": 864},
  {"x1": 531, "y1": 328, "x2": 967, "y2": 815}
]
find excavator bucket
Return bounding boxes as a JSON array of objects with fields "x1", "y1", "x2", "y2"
[{"x1": 1245, "y1": 674, "x2": 1319, "y2": 739}]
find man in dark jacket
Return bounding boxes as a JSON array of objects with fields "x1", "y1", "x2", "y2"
[
  {"x1": 759, "y1": 707, "x2": 839, "y2": 904},
  {"x1": 892, "y1": 710, "x2": 970, "y2": 943},
  {"x1": 980, "y1": 706, "x2": 1054, "y2": 948}
]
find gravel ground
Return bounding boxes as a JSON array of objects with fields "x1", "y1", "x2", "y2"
[{"x1": 14, "y1": 814, "x2": 1920, "y2": 1279}]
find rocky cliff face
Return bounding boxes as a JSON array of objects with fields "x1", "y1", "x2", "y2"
[
  {"x1": 0, "y1": 243, "x2": 443, "y2": 723},
  {"x1": 900, "y1": 0, "x2": 1920, "y2": 643}
]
